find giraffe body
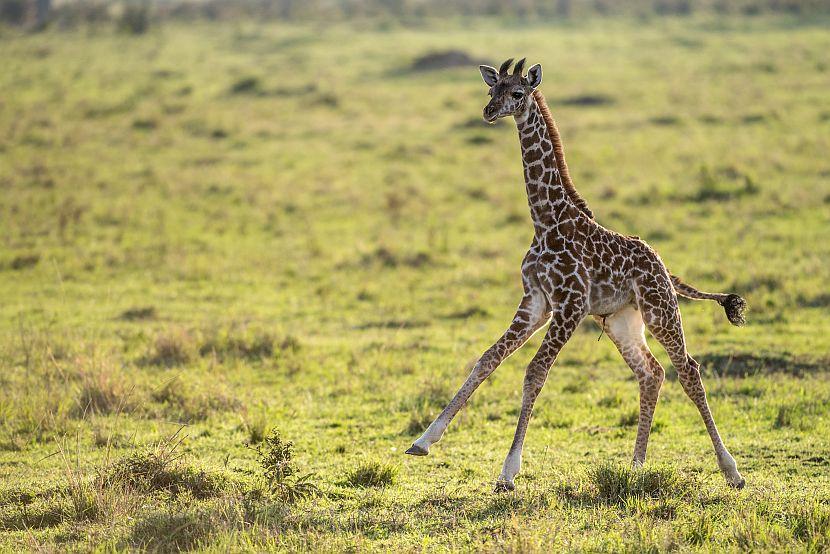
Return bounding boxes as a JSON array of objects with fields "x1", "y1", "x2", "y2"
[{"x1": 406, "y1": 59, "x2": 747, "y2": 491}]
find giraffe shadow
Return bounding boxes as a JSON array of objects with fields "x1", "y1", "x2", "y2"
[{"x1": 698, "y1": 353, "x2": 826, "y2": 378}]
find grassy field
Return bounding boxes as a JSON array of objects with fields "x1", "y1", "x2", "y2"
[{"x1": 1, "y1": 14, "x2": 830, "y2": 552}]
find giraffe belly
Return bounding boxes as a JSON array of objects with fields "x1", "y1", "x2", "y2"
[{"x1": 587, "y1": 284, "x2": 634, "y2": 316}]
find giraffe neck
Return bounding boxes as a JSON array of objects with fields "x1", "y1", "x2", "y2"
[{"x1": 515, "y1": 97, "x2": 576, "y2": 232}]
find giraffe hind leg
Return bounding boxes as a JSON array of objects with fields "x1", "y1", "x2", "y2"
[
  {"x1": 636, "y1": 277, "x2": 745, "y2": 488},
  {"x1": 597, "y1": 306, "x2": 665, "y2": 467}
]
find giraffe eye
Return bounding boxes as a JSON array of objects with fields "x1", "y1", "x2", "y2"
[{"x1": 512, "y1": 91, "x2": 524, "y2": 99}]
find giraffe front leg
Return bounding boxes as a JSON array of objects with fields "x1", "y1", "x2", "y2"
[
  {"x1": 407, "y1": 291, "x2": 550, "y2": 456},
  {"x1": 494, "y1": 360, "x2": 551, "y2": 491},
  {"x1": 494, "y1": 307, "x2": 580, "y2": 492},
  {"x1": 405, "y1": 348, "x2": 503, "y2": 456}
]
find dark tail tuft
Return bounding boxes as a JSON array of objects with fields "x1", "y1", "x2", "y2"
[{"x1": 719, "y1": 294, "x2": 747, "y2": 326}]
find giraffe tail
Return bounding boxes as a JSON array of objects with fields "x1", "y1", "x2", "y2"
[{"x1": 670, "y1": 274, "x2": 747, "y2": 326}]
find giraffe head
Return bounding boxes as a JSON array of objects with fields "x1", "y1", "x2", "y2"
[{"x1": 480, "y1": 58, "x2": 542, "y2": 124}]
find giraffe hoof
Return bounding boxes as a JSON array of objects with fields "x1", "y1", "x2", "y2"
[
  {"x1": 405, "y1": 444, "x2": 429, "y2": 456},
  {"x1": 729, "y1": 477, "x2": 746, "y2": 490},
  {"x1": 493, "y1": 480, "x2": 515, "y2": 493}
]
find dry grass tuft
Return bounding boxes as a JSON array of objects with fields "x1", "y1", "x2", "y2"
[
  {"x1": 241, "y1": 411, "x2": 270, "y2": 444},
  {"x1": 344, "y1": 460, "x2": 398, "y2": 488},
  {"x1": 150, "y1": 378, "x2": 240, "y2": 423},
  {"x1": 101, "y1": 431, "x2": 236, "y2": 500},
  {"x1": 144, "y1": 329, "x2": 196, "y2": 367},
  {"x1": 400, "y1": 380, "x2": 451, "y2": 436},
  {"x1": 198, "y1": 327, "x2": 283, "y2": 361},
  {"x1": 74, "y1": 367, "x2": 134, "y2": 417}
]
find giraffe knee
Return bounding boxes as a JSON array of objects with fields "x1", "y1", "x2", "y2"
[
  {"x1": 686, "y1": 355, "x2": 700, "y2": 373},
  {"x1": 641, "y1": 371, "x2": 663, "y2": 393},
  {"x1": 654, "y1": 369, "x2": 665, "y2": 387},
  {"x1": 639, "y1": 359, "x2": 664, "y2": 393},
  {"x1": 683, "y1": 357, "x2": 702, "y2": 380},
  {"x1": 677, "y1": 357, "x2": 707, "y2": 396}
]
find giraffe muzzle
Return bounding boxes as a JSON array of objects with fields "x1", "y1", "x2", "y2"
[{"x1": 483, "y1": 106, "x2": 499, "y2": 123}]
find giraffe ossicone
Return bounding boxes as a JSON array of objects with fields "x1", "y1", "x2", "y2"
[{"x1": 407, "y1": 58, "x2": 747, "y2": 492}]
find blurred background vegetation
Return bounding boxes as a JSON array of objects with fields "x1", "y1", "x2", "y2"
[{"x1": 2, "y1": 0, "x2": 830, "y2": 32}]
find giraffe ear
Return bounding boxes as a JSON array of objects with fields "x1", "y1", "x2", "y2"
[
  {"x1": 479, "y1": 65, "x2": 499, "y2": 87},
  {"x1": 526, "y1": 64, "x2": 542, "y2": 89}
]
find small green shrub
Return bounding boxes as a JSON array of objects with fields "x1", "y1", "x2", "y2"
[
  {"x1": 131, "y1": 118, "x2": 157, "y2": 130},
  {"x1": 773, "y1": 404, "x2": 796, "y2": 428},
  {"x1": 400, "y1": 380, "x2": 450, "y2": 436},
  {"x1": 252, "y1": 430, "x2": 319, "y2": 502},
  {"x1": 0, "y1": 500, "x2": 66, "y2": 531},
  {"x1": 691, "y1": 165, "x2": 760, "y2": 202},
  {"x1": 65, "y1": 479, "x2": 100, "y2": 522},
  {"x1": 400, "y1": 380, "x2": 450, "y2": 413},
  {"x1": 540, "y1": 415, "x2": 573, "y2": 429},
  {"x1": 403, "y1": 406, "x2": 432, "y2": 435},
  {"x1": 9, "y1": 253, "x2": 40, "y2": 270},
  {"x1": 92, "y1": 422, "x2": 125, "y2": 448}
]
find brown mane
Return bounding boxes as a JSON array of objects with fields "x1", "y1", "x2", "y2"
[{"x1": 532, "y1": 90, "x2": 594, "y2": 219}]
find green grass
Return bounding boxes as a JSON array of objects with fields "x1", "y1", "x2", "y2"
[
  {"x1": 588, "y1": 462, "x2": 684, "y2": 503},
  {"x1": 345, "y1": 460, "x2": 399, "y2": 488},
  {"x1": 1, "y1": 14, "x2": 829, "y2": 551}
]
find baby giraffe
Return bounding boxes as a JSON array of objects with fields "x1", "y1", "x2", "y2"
[{"x1": 406, "y1": 58, "x2": 748, "y2": 492}]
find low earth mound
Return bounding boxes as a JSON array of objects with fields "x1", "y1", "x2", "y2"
[{"x1": 410, "y1": 50, "x2": 487, "y2": 71}]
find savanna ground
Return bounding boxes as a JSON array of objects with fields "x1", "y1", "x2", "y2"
[{"x1": 1, "y1": 13, "x2": 830, "y2": 552}]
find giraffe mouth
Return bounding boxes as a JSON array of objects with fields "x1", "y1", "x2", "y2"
[{"x1": 483, "y1": 114, "x2": 499, "y2": 124}]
